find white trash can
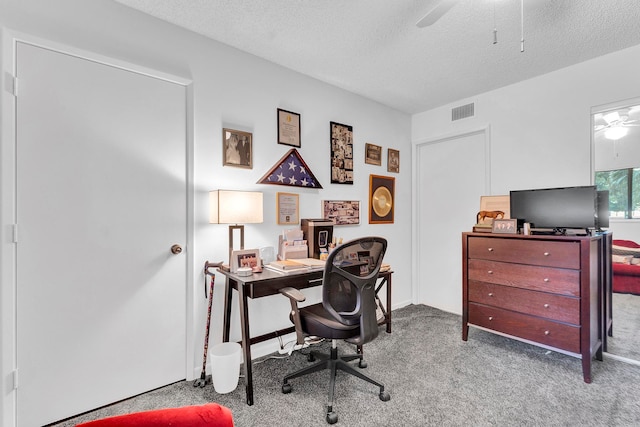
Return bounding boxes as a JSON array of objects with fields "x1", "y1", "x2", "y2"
[{"x1": 209, "y1": 342, "x2": 241, "y2": 394}]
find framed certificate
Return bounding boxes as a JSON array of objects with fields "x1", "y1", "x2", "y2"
[
  {"x1": 277, "y1": 108, "x2": 301, "y2": 147},
  {"x1": 277, "y1": 192, "x2": 299, "y2": 225}
]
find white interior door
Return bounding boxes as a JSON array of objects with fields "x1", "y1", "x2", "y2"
[
  {"x1": 416, "y1": 130, "x2": 488, "y2": 314},
  {"x1": 15, "y1": 42, "x2": 188, "y2": 426}
]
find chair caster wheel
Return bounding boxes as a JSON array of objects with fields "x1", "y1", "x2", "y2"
[
  {"x1": 380, "y1": 390, "x2": 391, "y2": 401},
  {"x1": 326, "y1": 411, "x2": 338, "y2": 424},
  {"x1": 308, "y1": 353, "x2": 316, "y2": 362},
  {"x1": 358, "y1": 360, "x2": 367, "y2": 368},
  {"x1": 282, "y1": 383, "x2": 292, "y2": 394}
]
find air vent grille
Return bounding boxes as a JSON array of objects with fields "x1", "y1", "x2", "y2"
[{"x1": 452, "y1": 103, "x2": 474, "y2": 121}]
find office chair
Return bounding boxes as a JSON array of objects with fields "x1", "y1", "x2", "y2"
[{"x1": 279, "y1": 236, "x2": 390, "y2": 424}]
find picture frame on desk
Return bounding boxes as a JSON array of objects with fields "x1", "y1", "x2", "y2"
[
  {"x1": 492, "y1": 219, "x2": 517, "y2": 234},
  {"x1": 231, "y1": 249, "x2": 261, "y2": 273}
]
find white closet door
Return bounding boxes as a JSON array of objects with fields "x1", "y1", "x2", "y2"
[
  {"x1": 416, "y1": 130, "x2": 488, "y2": 314},
  {"x1": 16, "y1": 42, "x2": 187, "y2": 426}
]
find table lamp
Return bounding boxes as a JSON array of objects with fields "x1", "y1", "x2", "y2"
[{"x1": 210, "y1": 190, "x2": 264, "y2": 266}]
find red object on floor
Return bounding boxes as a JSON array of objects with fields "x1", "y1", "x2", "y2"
[
  {"x1": 612, "y1": 239, "x2": 640, "y2": 295},
  {"x1": 75, "y1": 403, "x2": 234, "y2": 427}
]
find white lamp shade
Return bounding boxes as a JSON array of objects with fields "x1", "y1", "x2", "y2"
[{"x1": 210, "y1": 190, "x2": 264, "y2": 224}]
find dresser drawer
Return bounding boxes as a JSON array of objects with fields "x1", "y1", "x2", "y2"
[
  {"x1": 467, "y1": 237, "x2": 580, "y2": 269},
  {"x1": 468, "y1": 303, "x2": 580, "y2": 353},
  {"x1": 468, "y1": 281, "x2": 580, "y2": 324},
  {"x1": 468, "y1": 259, "x2": 580, "y2": 296}
]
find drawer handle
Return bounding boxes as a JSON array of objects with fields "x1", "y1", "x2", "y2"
[
  {"x1": 487, "y1": 270, "x2": 493, "y2": 274},
  {"x1": 543, "y1": 278, "x2": 550, "y2": 282},
  {"x1": 488, "y1": 316, "x2": 494, "y2": 321},
  {"x1": 488, "y1": 292, "x2": 494, "y2": 297},
  {"x1": 544, "y1": 303, "x2": 550, "y2": 308},
  {"x1": 488, "y1": 247, "x2": 494, "y2": 252},
  {"x1": 544, "y1": 330, "x2": 550, "y2": 336},
  {"x1": 543, "y1": 252, "x2": 550, "y2": 256}
]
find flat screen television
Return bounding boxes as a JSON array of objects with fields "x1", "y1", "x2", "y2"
[{"x1": 509, "y1": 186, "x2": 597, "y2": 232}]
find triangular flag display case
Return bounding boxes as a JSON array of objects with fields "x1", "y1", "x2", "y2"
[{"x1": 258, "y1": 148, "x2": 323, "y2": 189}]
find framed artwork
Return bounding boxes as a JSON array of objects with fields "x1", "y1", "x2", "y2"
[
  {"x1": 277, "y1": 192, "x2": 300, "y2": 225},
  {"x1": 330, "y1": 121, "x2": 354, "y2": 184},
  {"x1": 223, "y1": 128, "x2": 252, "y2": 169},
  {"x1": 277, "y1": 108, "x2": 301, "y2": 147},
  {"x1": 323, "y1": 200, "x2": 360, "y2": 225},
  {"x1": 365, "y1": 143, "x2": 382, "y2": 166},
  {"x1": 369, "y1": 174, "x2": 395, "y2": 224},
  {"x1": 387, "y1": 148, "x2": 400, "y2": 173},
  {"x1": 231, "y1": 249, "x2": 261, "y2": 273},
  {"x1": 492, "y1": 219, "x2": 517, "y2": 234}
]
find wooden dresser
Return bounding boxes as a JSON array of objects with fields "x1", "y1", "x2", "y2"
[{"x1": 462, "y1": 232, "x2": 608, "y2": 383}]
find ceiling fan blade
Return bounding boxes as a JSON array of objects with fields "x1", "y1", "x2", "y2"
[{"x1": 416, "y1": 0, "x2": 458, "y2": 28}]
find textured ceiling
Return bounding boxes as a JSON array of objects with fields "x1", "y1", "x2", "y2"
[{"x1": 113, "y1": 0, "x2": 640, "y2": 114}]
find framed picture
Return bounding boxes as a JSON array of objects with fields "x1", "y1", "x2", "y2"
[
  {"x1": 365, "y1": 143, "x2": 382, "y2": 166},
  {"x1": 387, "y1": 148, "x2": 400, "y2": 173},
  {"x1": 223, "y1": 128, "x2": 252, "y2": 169},
  {"x1": 478, "y1": 195, "x2": 510, "y2": 224},
  {"x1": 277, "y1": 192, "x2": 299, "y2": 225},
  {"x1": 323, "y1": 200, "x2": 360, "y2": 225},
  {"x1": 369, "y1": 174, "x2": 395, "y2": 224},
  {"x1": 277, "y1": 108, "x2": 301, "y2": 147},
  {"x1": 492, "y1": 219, "x2": 517, "y2": 234},
  {"x1": 330, "y1": 121, "x2": 354, "y2": 184},
  {"x1": 231, "y1": 249, "x2": 261, "y2": 273}
]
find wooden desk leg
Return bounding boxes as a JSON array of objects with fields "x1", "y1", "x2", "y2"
[
  {"x1": 222, "y1": 277, "x2": 233, "y2": 342},
  {"x1": 237, "y1": 282, "x2": 254, "y2": 405}
]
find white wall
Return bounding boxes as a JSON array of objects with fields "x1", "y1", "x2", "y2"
[
  {"x1": 0, "y1": 0, "x2": 412, "y2": 421},
  {"x1": 412, "y1": 43, "x2": 640, "y2": 245}
]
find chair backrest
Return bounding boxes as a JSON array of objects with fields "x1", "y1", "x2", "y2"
[{"x1": 322, "y1": 236, "x2": 387, "y2": 345}]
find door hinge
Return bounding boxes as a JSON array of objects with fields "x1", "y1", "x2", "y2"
[
  {"x1": 13, "y1": 369, "x2": 18, "y2": 390},
  {"x1": 13, "y1": 224, "x2": 18, "y2": 243},
  {"x1": 4, "y1": 73, "x2": 17, "y2": 96}
]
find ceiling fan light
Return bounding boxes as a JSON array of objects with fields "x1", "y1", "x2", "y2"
[
  {"x1": 604, "y1": 126, "x2": 629, "y2": 140},
  {"x1": 603, "y1": 111, "x2": 620, "y2": 124}
]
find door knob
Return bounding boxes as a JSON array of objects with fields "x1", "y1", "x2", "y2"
[{"x1": 171, "y1": 244, "x2": 183, "y2": 254}]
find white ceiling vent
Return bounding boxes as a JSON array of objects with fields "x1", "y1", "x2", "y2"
[{"x1": 452, "y1": 103, "x2": 474, "y2": 121}]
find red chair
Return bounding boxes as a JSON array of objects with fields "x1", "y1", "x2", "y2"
[{"x1": 75, "y1": 403, "x2": 234, "y2": 427}]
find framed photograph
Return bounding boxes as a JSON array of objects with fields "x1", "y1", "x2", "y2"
[
  {"x1": 223, "y1": 128, "x2": 252, "y2": 169},
  {"x1": 492, "y1": 219, "x2": 517, "y2": 234},
  {"x1": 330, "y1": 121, "x2": 354, "y2": 184},
  {"x1": 387, "y1": 148, "x2": 400, "y2": 173},
  {"x1": 323, "y1": 200, "x2": 360, "y2": 225},
  {"x1": 231, "y1": 249, "x2": 261, "y2": 273},
  {"x1": 277, "y1": 108, "x2": 301, "y2": 147},
  {"x1": 477, "y1": 195, "x2": 510, "y2": 225},
  {"x1": 369, "y1": 174, "x2": 395, "y2": 224},
  {"x1": 277, "y1": 192, "x2": 299, "y2": 225},
  {"x1": 365, "y1": 143, "x2": 382, "y2": 166}
]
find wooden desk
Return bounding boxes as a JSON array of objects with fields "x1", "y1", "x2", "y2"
[{"x1": 219, "y1": 267, "x2": 392, "y2": 405}]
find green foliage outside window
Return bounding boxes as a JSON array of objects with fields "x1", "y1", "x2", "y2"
[{"x1": 595, "y1": 167, "x2": 640, "y2": 218}]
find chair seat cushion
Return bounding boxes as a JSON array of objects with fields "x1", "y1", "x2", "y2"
[{"x1": 297, "y1": 303, "x2": 360, "y2": 340}]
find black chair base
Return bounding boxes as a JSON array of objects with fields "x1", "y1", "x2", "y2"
[{"x1": 282, "y1": 342, "x2": 390, "y2": 424}]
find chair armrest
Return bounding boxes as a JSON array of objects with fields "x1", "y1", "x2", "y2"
[
  {"x1": 279, "y1": 287, "x2": 306, "y2": 345},
  {"x1": 279, "y1": 286, "x2": 306, "y2": 302}
]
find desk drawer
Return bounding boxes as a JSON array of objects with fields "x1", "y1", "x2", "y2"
[
  {"x1": 468, "y1": 281, "x2": 580, "y2": 324},
  {"x1": 468, "y1": 302, "x2": 580, "y2": 353},
  {"x1": 247, "y1": 271, "x2": 324, "y2": 298},
  {"x1": 468, "y1": 259, "x2": 580, "y2": 296},
  {"x1": 467, "y1": 237, "x2": 580, "y2": 269}
]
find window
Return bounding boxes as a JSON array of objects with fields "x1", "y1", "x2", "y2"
[{"x1": 595, "y1": 168, "x2": 640, "y2": 218}]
